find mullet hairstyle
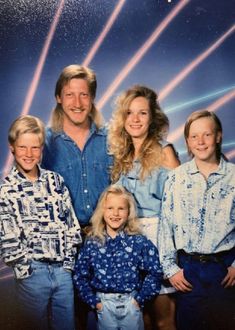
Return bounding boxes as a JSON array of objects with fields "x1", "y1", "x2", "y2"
[
  {"x1": 108, "y1": 85, "x2": 169, "y2": 182},
  {"x1": 8, "y1": 115, "x2": 45, "y2": 146},
  {"x1": 184, "y1": 109, "x2": 223, "y2": 160},
  {"x1": 50, "y1": 64, "x2": 103, "y2": 131},
  {"x1": 87, "y1": 185, "x2": 141, "y2": 243}
]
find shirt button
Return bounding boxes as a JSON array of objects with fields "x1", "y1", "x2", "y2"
[
  {"x1": 83, "y1": 173, "x2": 86, "y2": 177},
  {"x1": 84, "y1": 189, "x2": 88, "y2": 193},
  {"x1": 86, "y1": 205, "x2": 90, "y2": 209}
]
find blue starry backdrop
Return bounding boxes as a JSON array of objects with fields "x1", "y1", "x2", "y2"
[{"x1": 0, "y1": 1, "x2": 235, "y2": 318}]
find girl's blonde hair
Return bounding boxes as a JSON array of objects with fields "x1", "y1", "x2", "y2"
[
  {"x1": 108, "y1": 85, "x2": 169, "y2": 182},
  {"x1": 88, "y1": 185, "x2": 141, "y2": 243}
]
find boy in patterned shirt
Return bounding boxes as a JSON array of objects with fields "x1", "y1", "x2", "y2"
[
  {"x1": 159, "y1": 110, "x2": 235, "y2": 330},
  {"x1": 0, "y1": 115, "x2": 82, "y2": 330}
]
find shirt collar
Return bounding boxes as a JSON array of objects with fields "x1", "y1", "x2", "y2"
[
  {"x1": 188, "y1": 157, "x2": 227, "y2": 176},
  {"x1": 10, "y1": 164, "x2": 47, "y2": 183},
  {"x1": 51, "y1": 122, "x2": 107, "y2": 140},
  {"x1": 105, "y1": 230, "x2": 126, "y2": 241}
]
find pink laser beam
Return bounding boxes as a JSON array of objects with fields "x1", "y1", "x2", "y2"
[
  {"x1": 82, "y1": 0, "x2": 126, "y2": 67},
  {"x1": 97, "y1": 0, "x2": 190, "y2": 111},
  {"x1": 0, "y1": 273, "x2": 14, "y2": 281},
  {"x1": 167, "y1": 89, "x2": 235, "y2": 143},
  {"x1": 2, "y1": 0, "x2": 65, "y2": 177},
  {"x1": 159, "y1": 24, "x2": 235, "y2": 101},
  {"x1": 226, "y1": 149, "x2": 235, "y2": 160}
]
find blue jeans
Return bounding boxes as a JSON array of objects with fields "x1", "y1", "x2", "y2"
[
  {"x1": 96, "y1": 292, "x2": 144, "y2": 330},
  {"x1": 16, "y1": 260, "x2": 75, "y2": 330},
  {"x1": 177, "y1": 250, "x2": 235, "y2": 330}
]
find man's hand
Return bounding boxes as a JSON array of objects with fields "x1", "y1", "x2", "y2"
[
  {"x1": 221, "y1": 266, "x2": 235, "y2": 288},
  {"x1": 169, "y1": 269, "x2": 193, "y2": 292}
]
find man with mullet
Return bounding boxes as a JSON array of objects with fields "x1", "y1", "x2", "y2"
[{"x1": 41, "y1": 65, "x2": 112, "y2": 329}]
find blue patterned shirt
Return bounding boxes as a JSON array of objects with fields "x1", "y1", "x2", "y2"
[
  {"x1": 0, "y1": 165, "x2": 82, "y2": 279},
  {"x1": 74, "y1": 231, "x2": 163, "y2": 308},
  {"x1": 159, "y1": 158, "x2": 235, "y2": 278}
]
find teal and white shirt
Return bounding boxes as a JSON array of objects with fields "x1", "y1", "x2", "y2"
[{"x1": 159, "y1": 158, "x2": 235, "y2": 278}]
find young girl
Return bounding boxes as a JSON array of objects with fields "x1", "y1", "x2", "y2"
[
  {"x1": 74, "y1": 185, "x2": 163, "y2": 330},
  {"x1": 108, "y1": 85, "x2": 180, "y2": 330}
]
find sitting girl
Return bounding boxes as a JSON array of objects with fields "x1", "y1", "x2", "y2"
[{"x1": 74, "y1": 185, "x2": 163, "y2": 330}]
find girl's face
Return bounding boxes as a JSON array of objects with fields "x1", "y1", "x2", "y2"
[
  {"x1": 124, "y1": 96, "x2": 151, "y2": 143},
  {"x1": 187, "y1": 117, "x2": 221, "y2": 163},
  {"x1": 103, "y1": 193, "x2": 129, "y2": 238}
]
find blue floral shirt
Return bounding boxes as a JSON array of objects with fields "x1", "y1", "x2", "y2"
[
  {"x1": 159, "y1": 158, "x2": 235, "y2": 278},
  {"x1": 74, "y1": 231, "x2": 163, "y2": 308}
]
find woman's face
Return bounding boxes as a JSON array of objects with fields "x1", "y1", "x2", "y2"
[{"x1": 124, "y1": 96, "x2": 151, "y2": 142}]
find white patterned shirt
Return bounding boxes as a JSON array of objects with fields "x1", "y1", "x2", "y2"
[
  {"x1": 159, "y1": 158, "x2": 235, "y2": 278},
  {"x1": 0, "y1": 165, "x2": 82, "y2": 279}
]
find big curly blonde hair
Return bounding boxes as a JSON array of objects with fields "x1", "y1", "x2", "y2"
[
  {"x1": 87, "y1": 185, "x2": 141, "y2": 243},
  {"x1": 108, "y1": 85, "x2": 169, "y2": 181}
]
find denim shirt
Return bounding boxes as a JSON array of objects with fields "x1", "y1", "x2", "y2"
[
  {"x1": 41, "y1": 123, "x2": 112, "y2": 226},
  {"x1": 117, "y1": 161, "x2": 169, "y2": 218},
  {"x1": 74, "y1": 231, "x2": 163, "y2": 308},
  {"x1": 159, "y1": 158, "x2": 235, "y2": 278},
  {"x1": 0, "y1": 166, "x2": 82, "y2": 279}
]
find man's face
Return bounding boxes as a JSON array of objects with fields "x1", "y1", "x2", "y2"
[{"x1": 57, "y1": 78, "x2": 93, "y2": 128}]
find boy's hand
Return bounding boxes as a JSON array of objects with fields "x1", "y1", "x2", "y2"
[
  {"x1": 169, "y1": 269, "x2": 193, "y2": 292},
  {"x1": 221, "y1": 266, "x2": 235, "y2": 288}
]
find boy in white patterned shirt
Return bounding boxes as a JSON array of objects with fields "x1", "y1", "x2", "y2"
[{"x1": 0, "y1": 115, "x2": 82, "y2": 330}]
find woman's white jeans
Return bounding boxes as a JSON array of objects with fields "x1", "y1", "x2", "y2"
[{"x1": 139, "y1": 217, "x2": 176, "y2": 295}]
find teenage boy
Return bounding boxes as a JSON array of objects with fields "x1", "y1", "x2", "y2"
[
  {"x1": 41, "y1": 64, "x2": 112, "y2": 330},
  {"x1": 159, "y1": 110, "x2": 235, "y2": 330},
  {"x1": 0, "y1": 115, "x2": 82, "y2": 330}
]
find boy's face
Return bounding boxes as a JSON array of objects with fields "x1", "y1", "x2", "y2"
[
  {"x1": 103, "y1": 193, "x2": 129, "y2": 237},
  {"x1": 187, "y1": 117, "x2": 221, "y2": 163},
  {"x1": 10, "y1": 133, "x2": 42, "y2": 179}
]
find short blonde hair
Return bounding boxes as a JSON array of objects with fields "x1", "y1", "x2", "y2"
[
  {"x1": 8, "y1": 115, "x2": 45, "y2": 146},
  {"x1": 184, "y1": 109, "x2": 223, "y2": 159},
  {"x1": 88, "y1": 185, "x2": 141, "y2": 243},
  {"x1": 51, "y1": 64, "x2": 103, "y2": 131}
]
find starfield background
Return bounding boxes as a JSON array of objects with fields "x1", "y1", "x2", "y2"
[{"x1": 0, "y1": 0, "x2": 235, "y2": 328}]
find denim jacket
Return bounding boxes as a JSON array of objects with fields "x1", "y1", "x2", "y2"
[
  {"x1": 41, "y1": 123, "x2": 112, "y2": 226},
  {"x1": 117, "y1": 161, "x2": 169, "y2": 218}
]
